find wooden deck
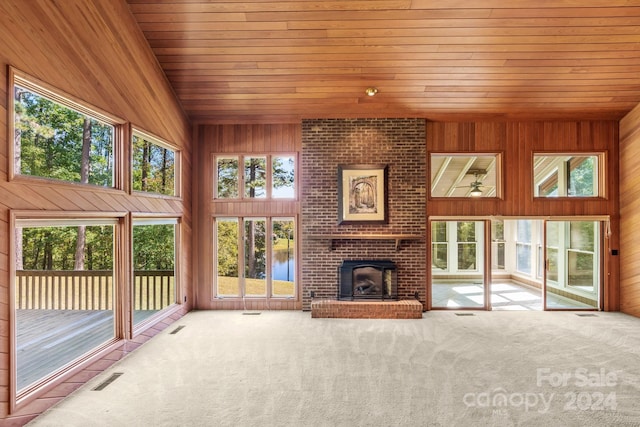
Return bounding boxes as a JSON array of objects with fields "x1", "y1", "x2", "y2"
[{"x1": 14, "y1": 309, "x2": 163, "y2": 391}]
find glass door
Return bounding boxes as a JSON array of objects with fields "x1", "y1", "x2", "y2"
[
  {"x1": 431, "y1": 220, "x2": 487, "y2": 309},
  {"x1": 544, "y1": 220, "x2": 600, "y2": 310}
]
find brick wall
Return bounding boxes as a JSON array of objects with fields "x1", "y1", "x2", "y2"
[{"x1": 301, "y1": 118, "x2": 427, "y2": 310}]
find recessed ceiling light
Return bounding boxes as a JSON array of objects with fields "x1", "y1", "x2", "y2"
[{"x1": 365, "y1": 87, "x2": 378, "y2": 96}]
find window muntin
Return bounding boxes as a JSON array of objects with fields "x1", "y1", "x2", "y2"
[
  {"x1": 132, "y1": 219, "x2": 177, "y2": 325},
  {"x1": 13, "y1": 84, "x2": 114, "y2": 187},
  {"x1": 214, "y1": 154, "x2": 296, "y2": 200},
  {"x1": 430, "y1": 153, "x2": 502, "y2": 198},
  {"x1": 132, "y1": 132, "x2": 177, "y2": 196},
  {"x1": 534, "y1": 154, "x2": 602, "y2": 198},
  {"x1": 14, "y1": 219, "x2": 116, "y2": 393}
]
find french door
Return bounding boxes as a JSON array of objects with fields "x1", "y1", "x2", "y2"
[
  {"x1": 544, "y1": 220, "x2": 601, "y2": 310},
  {"x1": 430, "y1": 217, "x2": 603, "y2": 310},
  {"x1": 430, "y1": 220, "x2": 489, "y2": 309},
  {"x1": 214, "y1": 217, "x2": 295, "y2": 299}
]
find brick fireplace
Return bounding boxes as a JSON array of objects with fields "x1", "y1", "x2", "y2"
[{"x1": 301, "y1": 118, "x2": 427, "y2": 312}]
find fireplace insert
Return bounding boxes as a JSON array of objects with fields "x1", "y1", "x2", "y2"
[{"x1": 339, "y1": 260, "x2": 398, "y2": 300}]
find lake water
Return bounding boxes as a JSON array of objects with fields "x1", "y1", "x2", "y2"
[{"x1": 272, "y1": 248, "x2": 294, "y2": 281}]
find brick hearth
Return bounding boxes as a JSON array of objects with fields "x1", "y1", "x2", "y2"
[{"x1": 310, "y1": 299, "x2": 423, "y2": 319}]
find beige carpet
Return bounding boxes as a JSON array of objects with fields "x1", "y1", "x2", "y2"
[{"x1": 28, "y1": 310, "x2": 640, "y2": 426}]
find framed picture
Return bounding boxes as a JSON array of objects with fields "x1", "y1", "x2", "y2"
[{"x1": 338, "y1": 164, "x2": 388, "y2": 224}]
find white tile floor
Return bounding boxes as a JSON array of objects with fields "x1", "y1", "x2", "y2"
[{"x1": 431, "y1": 280, "x2": 595, "y2": 310}]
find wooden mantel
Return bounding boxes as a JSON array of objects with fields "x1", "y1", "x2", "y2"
[{"x1": 306, "y1": 234, "x2": 423, "y2": 251}]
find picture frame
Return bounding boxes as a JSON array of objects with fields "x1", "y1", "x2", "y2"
[{"x1": 338, "y1": 164, "x2": 388, "y2": 224}]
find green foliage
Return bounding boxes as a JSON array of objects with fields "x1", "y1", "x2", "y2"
[
  {"x1": 15, "y1": 86, "x2": 113, "y2": 186},
  {"x1": 216, "y1": 220, "x2": 239, "y2": 277},
  {"x1": 272, "y1": 156, "x2": 295, "y2": 196},
  {"x1": 568, "y1": 157, "x2": 594, "y2": 196},
  {"x1": 217, "y1": 157, "x2": 239, "y2": 198},
  {"x1": 132, "y1": 135, "x2": 175, "y2": 195},
  {"x1": 22, "y1": 226, "x2": 114, "y2": 271},
  {"x1": 133, "y1": 224, "x2": 175, "y2": 270},
  {"x1": 244, "y1": 157, "x2": 266, "y2": 197},
  {"x1": 244, "y1": 219, "x2": 266, "y2": 278}
]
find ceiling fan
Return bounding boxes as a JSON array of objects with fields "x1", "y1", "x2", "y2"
[{"x1": 457, "y1": 170, "x2": 487, "y2": 197}]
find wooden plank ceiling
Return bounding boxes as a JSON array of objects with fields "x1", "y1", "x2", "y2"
[{"x1": 126, "y1": 0, "x2": 640, "y2": 123}]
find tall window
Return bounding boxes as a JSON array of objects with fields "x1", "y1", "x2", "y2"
[
  {"x1": 244, "y1": 218, "x2": 267, "y2": 296},
  {"x1": 13, "y1": 78, "x2": 115, "y2": 187},
  {"x1": 546, "y1": 221, "x2": 559, "y2": 282},
  {"x1": 568, "y1": 221, "x2": 596, "y2": 289},
  {"x1": 491, "y1": 220, "x2": 505, "y2": 270},
  {"x1": 457, "y1": 222, "x2": 477, "y2": 271},
  {"x1": 216, "y1": 218, "x2": 240, "y2": 296},
  {"x1": 132, "y1": 219, "x2": 178, "y2": 325},
  {"x1": 272, "y1": 218, "x2": 295, "y2": 297},
  {"x1": 516, "y1": 220, "x2": 532, "y2": 274},
  {"x1": 14, "y1": 218, "x2": 117, "y2": 394},
  {"x1": 214, "y1": 217, "x2": 295, "y2": 299},
  {"x1": 214, "y1": 155, "x2": 296, "y2": 200},
  {"x1": 431, "y1": 222, "x2": 448, "y2": 271},
  {"x1": 132, "y1": 132, "x2": 177, "y2": 196}
]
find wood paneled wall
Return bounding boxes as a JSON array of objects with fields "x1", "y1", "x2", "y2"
[
  {"x1": 427, "y1": 121, "x2": 620, "y2": 312},
  {"x1": 0, "y1": 1, "x2": 192, "y2": 424},
  {"x1": 194, "y1": 124, "x2": 301, "y2": 310},
  {"x1": 620, "y1": 105, "x2": 640, "y2": 317}
]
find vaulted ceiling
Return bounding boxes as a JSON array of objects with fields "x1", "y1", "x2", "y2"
[{"x1": 126, "y1": 1, "x2": 640, "y2": 124}]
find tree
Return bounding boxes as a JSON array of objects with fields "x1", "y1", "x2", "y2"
[
  {"x1": 217, "y1": 158, "x2": 239, "y2": 198},
  {"x1": 74, "y1": 118, "x2": 92, "y2": 270}
]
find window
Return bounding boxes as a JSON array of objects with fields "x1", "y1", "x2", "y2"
[
  {"x1": 14, "y1": 218, "x2": 117, "y2": 394},
  {"x1": 272, "y1": 155, "x2": 295, "y2": 198},
  {"x1": 272, "y1": 218, "x2": 295, "y2": 297},
  {"x1": 491, "y1": 220, "x2": 505, "y2": 270},
  {"x1": 132, "y1": 131, "x2": 178, "y2": 197},
  {"x1": 457, "y1": 222, "x2": 477, "y2": 271},
  {"x1": 534, "y1": 154, "x2": 603, "y2": 198},
  {"x1": 214, "y1": 217, "x2": 295, "y2": 299},
  {"x1": 215, "y1": 218, "x2": 240, "y2": 296},
  {"x1": 132, "y1": 218, "x2": 178, "y2": 325},
  {"x1": 244, "y1": 156, "x2": 267, "y2": 198},
  {"x1": 546, "y1": 221, "x2": 559, "y2": 282},
  {"x1": 244, "y1": 218, "x2": 267, "y2": 296},
  {"x1": 431, "y1": 222, "x2": 448, "y2": 271},
  {"x1": 216, "y1": 157, "x2": 239, "y2": 198},
  {"x1": 568, "y1": 221, "x2": 596, "y2": 289},
  {"x1": 516, "y1": 220, "x2": 532, "y2": 274},
  {"x1": 430, "y1": 153, "x2": 502, "y2": 198},
  {"x1": 214, "y1": 154, "x2": 296, "y2": 200},
  {"x1": 12, "y1": 76, "x2": 116, "y2": 187}
]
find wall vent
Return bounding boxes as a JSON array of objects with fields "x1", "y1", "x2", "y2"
[
  {"x1": 92, "y1": 372, "x2": 123, "y2": 391},
  {"x1": 170, "y1": 325, "x2": 185, "y2": 334}
]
